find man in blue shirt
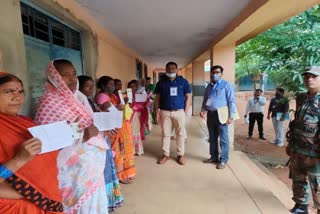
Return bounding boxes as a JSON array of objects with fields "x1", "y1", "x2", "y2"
[
  {"x1": 200, "y1": 65, "x2": 236, "y2": 169},
  {"x1": 155, "y1": 62, "x2": 192, "y2": 165}
]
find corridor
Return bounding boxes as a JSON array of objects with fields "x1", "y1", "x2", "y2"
[{"x1": 115, "y1": 117, "x2": 289, "y2": 214}]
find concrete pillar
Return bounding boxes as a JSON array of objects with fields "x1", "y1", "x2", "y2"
[
  {"x1": 192, "y1": 59, "x2": 206, "y2": 116},
  {"x1": 211, "y1": 43, "x2": 235, "y2": 83},
  {"x1": 211, "y1": 42, "x2": 236, "y2": 149}
]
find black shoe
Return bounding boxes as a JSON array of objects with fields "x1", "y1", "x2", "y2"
[
  {"x1": 290, "y1": 204, "x2": 308, "y2": 214},
  {"x1": 246, "y1": 135, "x2": 252, "y2": 139},
  {"x1": 216, "y1": 162, "x2": 227, "y2": 169},
  {"x1": 259, "y1": 137, "x2": 266, "y2": 140},
  {"x1": 203, "y1": 158, "x2": 218, "y2": 164}
]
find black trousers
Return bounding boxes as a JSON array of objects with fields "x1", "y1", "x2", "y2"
[{"x1": 248, "y1": 112, "x2": 264, "y2": 137}]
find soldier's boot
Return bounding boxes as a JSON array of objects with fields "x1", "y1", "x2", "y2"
[{"x1": 290, "y1": 204, "x2": 308, "y2": 214}]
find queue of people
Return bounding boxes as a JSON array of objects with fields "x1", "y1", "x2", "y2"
[
  {"x1": 0, "y1": 59, "x2": 154, "y2": 213},
  {"x1": 1, "y1": 59, "x2": 320, "y2": 214}
]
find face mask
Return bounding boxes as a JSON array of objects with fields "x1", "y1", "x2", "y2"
[
  {"x1": 211, "y1": 74, "x2": 221, "y2": 82},
  {"x1": 166, "y1": 72, "x2": 176, "y2": 78},
  {"x1": 105, "y1": 86, "x2": 115, "y2": 93}
]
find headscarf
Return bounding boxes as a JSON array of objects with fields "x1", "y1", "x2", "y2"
[
  {"x1": 34, "y1": 61, "x2": 108, "y2": 212},
  {"x1": 34, "y1": 61, "x2": 92, "y2": 128}
]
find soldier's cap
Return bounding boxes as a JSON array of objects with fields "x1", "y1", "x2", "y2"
[{"x1": 302, "y1": 66, "x2": 320, "y2": 76}]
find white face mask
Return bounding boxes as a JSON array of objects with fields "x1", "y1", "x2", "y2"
[{"x1": 166, "y1": 72, "x2": 177, "y2": 78}]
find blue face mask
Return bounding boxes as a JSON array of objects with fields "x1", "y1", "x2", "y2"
[{"x1": 211, "y1": 74, "x2": 221, "y2": 82}]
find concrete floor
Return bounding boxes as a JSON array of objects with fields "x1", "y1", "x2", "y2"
[{"x1": 115, "y1": 116, "x2": 290, "y2": 214}]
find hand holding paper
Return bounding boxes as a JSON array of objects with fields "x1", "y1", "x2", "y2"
[
  {"x1": 118, "y1": 90, "x2": 125, "y2": 104},
  {"x1": 28, "y1": 121, "x2": 74, "y2": 154},
  {"x1": 83, "y1": 125, "x2": 99, "y2": 142},
  {"x1": 94, "y1": 111, "x2": 123, "y2": 131},
  {"x1": 127, "y1": 88, "x2": 133, "y2": 103},
  {"x1": 276, "y1": 112, "x2": 290, "y2": 121},
  {"x1": 135, "y1": 94, "x2": 148, "y2": 102},
  {"x1": 15, "y1": 138, "x2": 42, "y2": 163}
]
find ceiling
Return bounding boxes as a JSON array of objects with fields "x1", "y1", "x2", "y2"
[{"x1": 75, "y1": 0, "x2": 251, "y2": 68}]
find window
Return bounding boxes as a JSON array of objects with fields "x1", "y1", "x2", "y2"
[
  {"x1": 51, "y1": 21, "x2": 65, "y2": 46},
  {"x1": 20, "y1": 2, "x2": 81, "y2": 50},
  {"x1": 33, "y1": 11, "x2": 49, "y2": 42},
  {"x1": 204, "y1": 59, "x2": 211, "y2": 72}
]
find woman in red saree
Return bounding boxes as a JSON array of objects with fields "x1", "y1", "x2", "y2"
[
  {"x1": 95, "y1": 76, "x2": 136, "y2": 184},
  {"x1": 0, "y1": 72, "x2": 63, "y2": 213}
]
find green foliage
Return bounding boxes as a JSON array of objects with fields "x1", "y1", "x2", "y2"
[{"x1": 236, "y1": 5, "x2": 320, "y2": 94}]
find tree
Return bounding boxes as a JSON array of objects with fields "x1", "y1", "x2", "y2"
[{"x1": 236, "y1": 5, "x2": 320, "y2": 94}]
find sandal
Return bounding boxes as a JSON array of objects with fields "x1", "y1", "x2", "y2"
[{"x1": 120, "y1": 179, "x2": 133, "y2": 184}]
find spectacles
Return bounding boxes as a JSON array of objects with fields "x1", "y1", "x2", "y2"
[{"x1": 211, "y1": 71, "x2": 222, "y2": 75}]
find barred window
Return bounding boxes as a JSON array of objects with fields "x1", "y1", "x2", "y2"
[{"x1": 20, "y1": 2, "x2": 81, "y2": 50}]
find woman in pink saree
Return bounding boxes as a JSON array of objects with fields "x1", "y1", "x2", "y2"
[
  {"x1": 34, "y1": 59, "x2": 109, "y2": 214},
  {"x1": 95, "y1": 76, "x2": 136, "y2": 184}
]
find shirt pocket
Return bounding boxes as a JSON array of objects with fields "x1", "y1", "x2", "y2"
[{"x1": 216, "y1": 87, "x2": 225, "y2": 97}]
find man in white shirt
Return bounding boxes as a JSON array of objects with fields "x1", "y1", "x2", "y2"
[{"x1": 244, "y1": 89, "x2": 267, "y2": 140}]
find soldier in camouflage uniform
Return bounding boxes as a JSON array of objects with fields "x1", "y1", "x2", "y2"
[{"x1": 286, "y1": 66, "x2": 320, "y2": 214}]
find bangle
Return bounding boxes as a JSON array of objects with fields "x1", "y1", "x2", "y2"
[{"x1": 0, "y1": 165, "x2": 13, "y2": 180}]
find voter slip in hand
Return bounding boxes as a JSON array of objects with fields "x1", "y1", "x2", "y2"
[
  {"x1": 28, "y1": 121, "x2": 74, "y2": 154},
  {"x1": 93, "y1": 111, "x2": 123, "y2": 131}
]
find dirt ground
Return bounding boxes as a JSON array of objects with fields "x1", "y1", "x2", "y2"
[
  {"x1": 234, "y1": 91, "x2": 294, "y2": 188},
  {"x1": 235, "y1": 91, "x2": 318, "y2": 214}
]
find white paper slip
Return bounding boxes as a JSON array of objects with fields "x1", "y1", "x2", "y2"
[
  {"x1": 127, "y1": 88, "x2": 133, "y2": 103},
  {"x1": 276, "y1": 112, "x2": 290, "y2": 120},
  {"x1": 94, "y1": 111, "x2": 123, "y2": 131},
  {"x1": 108, "y1": 104, "x2": 118, "y2": 112},
  {"x1": 118, "y1": 90, "x2": 125, "y2": 104},
  {"x1": 28, "y1": 121, "x2": 74, "y2": 154},
  {"x1": 135, "y1": 94, "x2": 148, "y2": 102}
]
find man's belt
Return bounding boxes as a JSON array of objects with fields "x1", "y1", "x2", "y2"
[
  {"x1": 207, "y1": 110, "x2": 217, "y2": 113},
  {"x1": 161, "y1": 109, "x2": 183, "y2": 112}
]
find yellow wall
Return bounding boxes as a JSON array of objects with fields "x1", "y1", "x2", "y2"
[
  {"x1": 0, "y1": 0, "x2": 155, "y2": 115},
  {"x1": 0, "y1": 0, "x2": 30, "y2": 115}
]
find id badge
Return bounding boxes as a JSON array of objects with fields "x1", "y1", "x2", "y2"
[
  {"x1": 170, "y1": 87, "x2": 178, "y2": 96},
  {"x1": 206, "y1": 98, "x2": 213, "y2": 106}
]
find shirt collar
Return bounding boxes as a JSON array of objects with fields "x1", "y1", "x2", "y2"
[{"x1": 210, "y1": 79, "x2": 222, "y2": 86}]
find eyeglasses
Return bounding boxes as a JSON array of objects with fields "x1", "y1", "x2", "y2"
[{"x1": 211, "y1": 71, "x2": 222, "y2": 75}]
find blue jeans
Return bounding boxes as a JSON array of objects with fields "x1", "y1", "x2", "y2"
[
  {"x1": 272, "y1": 117, "x2": 284, "y2": 145},
  {"x1": 207, "y1": 111, "x2": 229, "y2": 163}
]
